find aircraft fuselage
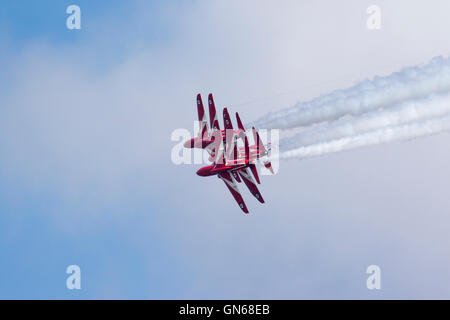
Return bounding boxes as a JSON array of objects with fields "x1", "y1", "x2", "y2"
[{"x1": 196, "y1": 163, "x2": 248, "y2": 177}]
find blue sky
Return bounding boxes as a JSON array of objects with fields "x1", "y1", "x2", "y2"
[
  {"x1": 2, "y1": 0, "x2": 450, "y2": 299},
  {"x1": 0, "y1": 0, "x2": 191, "y2": 299}
]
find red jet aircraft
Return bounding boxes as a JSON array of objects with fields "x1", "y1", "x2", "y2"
[{"x1": 184, "y1": 93, "x2": 274, "y2": 213}]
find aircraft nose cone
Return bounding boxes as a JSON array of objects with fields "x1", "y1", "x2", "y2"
[
  {"x1": 196, "y1": 167, "x2": 207, "y2": 176},
  {"x1": 183, "y1": 139, "x2": 194, "y2": 148},
  {"x1": 196, "y1": 166, "x2": 212, "y2": 177}
]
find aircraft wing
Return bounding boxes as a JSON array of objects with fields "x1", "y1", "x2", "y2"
[
  {"x1": 252, "y1": 127, "x2": 267, "y2": 155},
  {"x1": 223, "y1": 108, "x2": 243, "y2": 163},
  {"x1": 231, "y1": 170, "x2": 242, "y2": 183},
  {"x1": 211, "y1": 130, "x2": 226, "y2": 166},
  {"x1": 218, "y1": 171, "x2": 249, "y2": 213},
  {"x1": 244, "y1": 136, "x2": 260, "y2": 184},
  {"x1": 225, "y1": 133, "x2": 243, "y2": 164},
  {"x1": 235, "y1": 112, "x2": 245, "y2": 132},
  {"x1": 196, "y1": 94, "x2": 208, "y2": 138},
  {"x1": 208, "y1": 93, "x2": 221, "y2": 131},
  {"x1": 238, "y1": 168, "x2": 265, "y2": 203},
  {"x1": 223, "y1": 107, "x2": 234, "y2": 130}
]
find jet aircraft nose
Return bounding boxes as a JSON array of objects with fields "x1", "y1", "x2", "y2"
[
  {"x1": 183, "y1": 138, "x2": 195, "y2": 148},
  {"x1": 196, "y1": 166, "x2": 213, "y2": 177}
]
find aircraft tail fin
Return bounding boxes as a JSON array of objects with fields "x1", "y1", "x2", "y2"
[{"x1": 263, "y1": 161, "x2": 274, "y2": 174}]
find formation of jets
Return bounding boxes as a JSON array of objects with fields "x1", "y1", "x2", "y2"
[{"x1": 183, "y1": 93, "x2": 274, "y2": 213}]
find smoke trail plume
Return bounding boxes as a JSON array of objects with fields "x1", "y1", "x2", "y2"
[
  {"x1": 253, "y1": 56, "x2": 450, "y2": 129},
  {"x1": 280, "y1": 115, "x2": 450, "y2": 160},
  {"x1": 280, "y1": 92, "x2": 450, "y2": 150}
]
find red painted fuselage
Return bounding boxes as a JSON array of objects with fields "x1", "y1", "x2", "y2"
[{"x1": 196, "y1": 162, "x2": 248, "y2": 177}]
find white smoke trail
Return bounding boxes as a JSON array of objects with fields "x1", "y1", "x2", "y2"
[
  {"x1": 252, "y1": 56, "x2": 450, "y2": 129},
  {"x1": 280, "y1": 115, "x2": 450, "y2": 160},
  {"x1": 280, "y1": 92, "x2": 450, "y2": 150}
]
